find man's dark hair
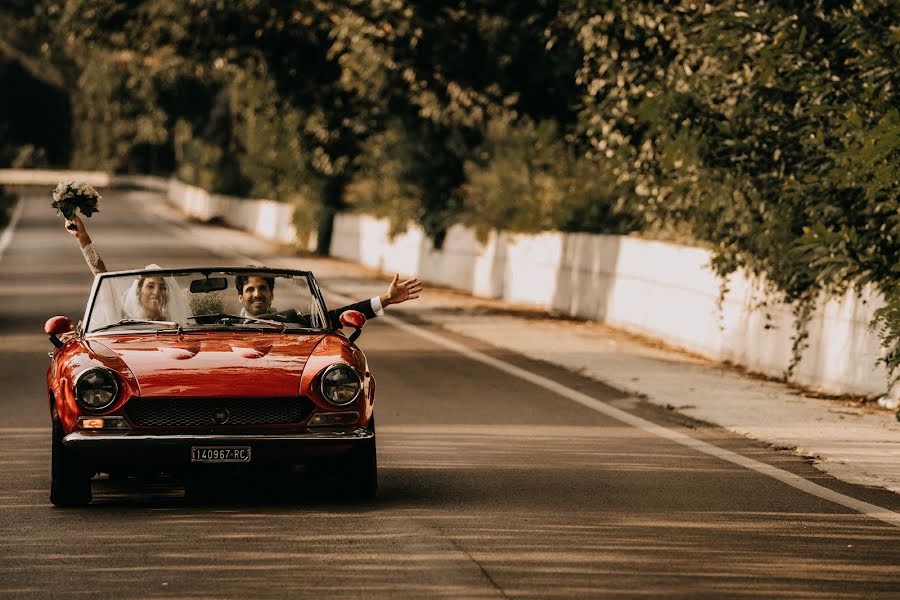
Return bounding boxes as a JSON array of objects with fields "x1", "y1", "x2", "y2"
[{"x1": 235, "y1": 273, "x2": 275, "y2": 294}]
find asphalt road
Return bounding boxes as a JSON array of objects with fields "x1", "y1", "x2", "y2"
[{"x1": 2, "y1": 189, "x2": 900, "y2": 599}]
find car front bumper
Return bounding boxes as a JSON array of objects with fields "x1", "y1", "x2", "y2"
[{"x1": 63, "y1": 428, "x2": 373, "y2": 469}]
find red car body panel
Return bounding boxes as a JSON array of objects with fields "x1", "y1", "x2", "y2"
[
  {"x1": 301, "y1": 334, "x2": 374, "y2": 423},
  {"x1": 48, "y1": 331, "x2": 372, "y2": 436},
  {"x1": 48, "y1": 338, "x2": 141, "y2": 432},
  {"x1": 93, "y1": 333, "x2": 324, "y2": 398}
]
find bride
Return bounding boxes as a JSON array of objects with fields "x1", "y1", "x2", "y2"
[{"x1": 65, "y1": 214, "x2": 188, "y2": 322}]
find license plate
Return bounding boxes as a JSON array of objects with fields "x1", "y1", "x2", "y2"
[{"x1": 191, "y1": 446, "x2": 251, "y2": 463}]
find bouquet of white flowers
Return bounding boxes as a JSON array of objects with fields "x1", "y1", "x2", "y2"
[{"x1": 52, "y1": 181, "x2": 101, "y2": 222}]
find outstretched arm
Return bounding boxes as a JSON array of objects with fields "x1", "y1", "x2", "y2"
[
  {"x1": 328, "y1": 274, "x2": 423, "y2": 327},
  {"x1": 328, "y1": 275, "x2": 424, "y2": 328},
  {"x1": 65, "y1": 214, "x2": 107, "y2": 275}
]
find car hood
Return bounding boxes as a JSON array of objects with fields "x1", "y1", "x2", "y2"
[{"x1": 88, "y1": 333, "x2": 326, "y2": 398}]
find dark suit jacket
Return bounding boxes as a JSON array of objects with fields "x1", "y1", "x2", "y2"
[
  {"x1": 260, "y1": 298, "x2": 377, "y2": 329},
  {"x1": 327, "y1": 299, "x2": 378, "y2": 328},
  {"x1": 328, "y1": 299, "x2": 378, "y2": 323}
]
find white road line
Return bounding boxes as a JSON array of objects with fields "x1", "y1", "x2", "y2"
[
  {"x1": 0, "y1": 196, "x2": 24, "y2": 263},
  {"x1": 179, "y1": 217, "x2": 900, "y2": 528}
]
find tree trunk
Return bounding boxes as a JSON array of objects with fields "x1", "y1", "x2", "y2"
[
  {"x1": 315, "y1": 205, "x2": 335, "y2": 256},
  {"x1": 314, "y1": 177, "x2": 345, "y2": 256}
]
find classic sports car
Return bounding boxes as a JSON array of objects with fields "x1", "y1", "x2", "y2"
[{"x1": 45, "y1": 267, "x2": 376, "y2": 507}]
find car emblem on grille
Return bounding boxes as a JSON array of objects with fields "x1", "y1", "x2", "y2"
[{"x1": 212, "y1": 408, "x2": 230, "y2": 424}]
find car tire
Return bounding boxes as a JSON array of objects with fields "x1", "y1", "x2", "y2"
[
  {"x1": 340, "y1": 418, "x2": 377, "y2": 500},
  {"x1": 50, "y1": 416, "x2": 92, "y2": 507}
]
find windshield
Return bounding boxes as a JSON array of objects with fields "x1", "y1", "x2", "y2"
[{"x1": 84, "y1": 269, "x2": 329, "y2": 334}]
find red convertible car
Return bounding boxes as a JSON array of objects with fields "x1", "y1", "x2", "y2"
[{"x1": 45, "y1": 267, "x2": 376, "y2": 506}]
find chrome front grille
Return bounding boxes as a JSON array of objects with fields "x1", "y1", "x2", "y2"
[{"x1": 125, "y1": 397, "x2": 315, "y2": 427}]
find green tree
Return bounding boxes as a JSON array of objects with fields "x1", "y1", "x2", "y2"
[
  {"x1": 570, "y1": 0, "x2": 899, "y2": 377},
  {"x1": 28, "y1": 0, "x2": 384, "y2": 252},
  {"x1": 334, "y1": 1, "x2": 584, "y2": 243}
]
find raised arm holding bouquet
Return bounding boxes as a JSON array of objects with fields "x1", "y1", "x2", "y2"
[
  {"x1": 64, "y1": 213, "x2": 107, "y2": 276},
  {"x1": 53, "y1": 182, "x2": 106, "y2": 276}
]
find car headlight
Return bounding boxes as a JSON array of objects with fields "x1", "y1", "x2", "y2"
[
  {"x1": 74, "y1": 367, "x2": 119, "y2": 411},
  {"x1": 320, "y1": 364, "x2": 361, "y2": 406}
]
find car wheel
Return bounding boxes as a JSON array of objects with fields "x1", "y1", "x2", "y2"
[
  {"x1": 340, "y1": 419, "x2": 377, "y2": 500},
  {"x1": 50, "y1": 416, "x2": 92, "y2": 507}
]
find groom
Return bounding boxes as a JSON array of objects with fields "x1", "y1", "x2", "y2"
[{"x1": 235, "y1": 272, "x2": 423, "y2": 326}]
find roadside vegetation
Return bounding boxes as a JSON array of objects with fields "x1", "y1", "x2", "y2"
[{"x1": 0, "y1": 1, "x2": 897, "y2": 379}]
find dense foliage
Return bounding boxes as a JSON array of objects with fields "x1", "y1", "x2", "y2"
[
  {"x1": 571, "y1": 1, "x2": 899, "y2": 374},
  {"x1": 1, "y1": 1, "x2": 897, "y2": 381}
]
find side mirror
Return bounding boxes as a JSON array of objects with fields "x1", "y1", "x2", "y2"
[
  {"x1": 45, "y1": 316, "x2": 74, "y2": 349},
  {"x1": 339, "y1": 310, "x2": 367, "y2": 343}
]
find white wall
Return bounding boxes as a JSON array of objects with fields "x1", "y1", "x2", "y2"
[
  {"x1": 331, "y1": 213, "x2": 890, "y2": 397},
  {"x1": 166, "y1": 179, "x2": 312, "y2": 249},
  {"x1": 1, "y1": 169, "x2": 889, "y2": 396}
]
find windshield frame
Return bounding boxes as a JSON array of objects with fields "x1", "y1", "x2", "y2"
[{"x1": 82, "y1": 266, "x2": 332, "y2": 336}]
